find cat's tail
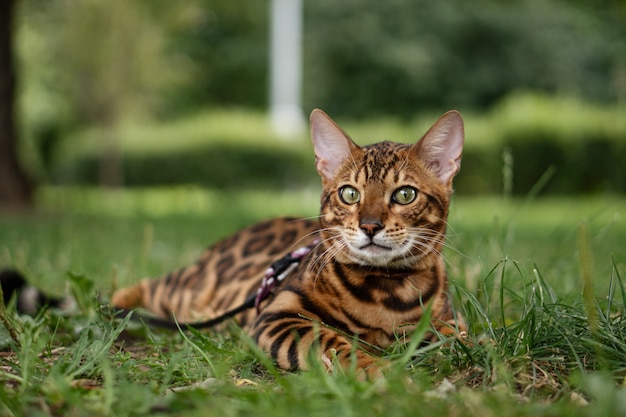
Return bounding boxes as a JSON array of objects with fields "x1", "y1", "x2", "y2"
[{"x1": 0, "y1": 268, "x2": 75, "y2": 315}]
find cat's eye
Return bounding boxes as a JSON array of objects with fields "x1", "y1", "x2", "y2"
[
  {"x1": 339, "y1": 186, "x2": 361, "y2": 205},
  {"x1": 392, "y1": 187, "x2": 417, "y2": 205}
]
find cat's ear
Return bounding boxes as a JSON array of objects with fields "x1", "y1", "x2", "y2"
[
  {"x1": 413, "y1": 110, "x2": 464, "y2": 187},
  {"x1": 310, "y1": 109, "x2": 359, "y2": 182}
]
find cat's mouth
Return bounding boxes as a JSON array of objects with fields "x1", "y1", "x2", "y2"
[{"x1": 360, "y1": 243, "x2": 392, "y2": 252}]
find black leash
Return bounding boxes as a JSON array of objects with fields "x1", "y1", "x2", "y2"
[
  {"x1": 110, "y1": 295, "x2": 255, "y2": 331},
  {"x1": 110, "y1": 239, "x2": 319, "y2": 331}
]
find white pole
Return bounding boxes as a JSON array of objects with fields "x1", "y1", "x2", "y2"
[{"x1": 270, "y1": 0, "x2": 304, "y2": 138}]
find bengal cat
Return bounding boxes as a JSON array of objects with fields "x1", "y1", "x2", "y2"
[{"x1": 111, "y1": 109, "x2": 467, "y2": 378}]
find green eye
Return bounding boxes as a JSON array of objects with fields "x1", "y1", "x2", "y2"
[
  {"x1": 339, "y1": 186, "x2": 361, "y2": 204},
  {"x1": 393, "y1": 187, "x2": 417, "y2": 205}
]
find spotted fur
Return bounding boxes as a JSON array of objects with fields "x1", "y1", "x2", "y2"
[{"x1": 112, "y1": 109, "x2": 467, "y2": 378}]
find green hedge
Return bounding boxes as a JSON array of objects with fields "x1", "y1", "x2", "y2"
[
  {"x1": 457, "y1": 131, "x2": 626, "y2": 195},
  {"x1": 49, "y1": 95, "x2": 626, "y2": 196},
  {"x1": 51, "y1": 143, "x2": 316, "y2": 190},
  {"x1": 456, "y1": 93, "x2": 626, "y2": 195},
  {"x1": 52, "y1": 135, "x2": 626, "y2": 196}
]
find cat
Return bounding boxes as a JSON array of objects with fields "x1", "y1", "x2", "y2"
[{"x1": 111, "y1": 109, "x2": 467, "y2": 378}]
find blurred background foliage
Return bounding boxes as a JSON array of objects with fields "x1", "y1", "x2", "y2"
[{"x1": 14, "y1": 0, "x2": 626, "y2": 196}]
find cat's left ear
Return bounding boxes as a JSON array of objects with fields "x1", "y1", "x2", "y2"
[
  {"x1": 412, "y1": 110, "x2": 464, "y2": 187},
  {"x1": 310, "y1": 109, "x2": 359, "y2": 183}
]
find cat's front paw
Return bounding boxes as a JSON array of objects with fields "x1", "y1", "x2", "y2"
[{"x1": 320, "y1": 349, "x2": 386, "y2": 380}]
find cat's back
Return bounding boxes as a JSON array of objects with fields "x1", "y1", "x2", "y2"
[
  {"x1": 205, "y1": 216, "x2": 320, "y2": 283},
  {"x1": 111, "y1": 216, "x2": 319, "y2": 323}
]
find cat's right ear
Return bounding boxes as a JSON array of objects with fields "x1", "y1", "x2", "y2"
[
  {"x1": 412, "y1": 110, "x2": 464, "y2": 187},
  {"x1": 310, "y1": 109, "x2": 359, "y2": 182}
]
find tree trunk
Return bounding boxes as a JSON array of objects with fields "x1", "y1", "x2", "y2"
[{"x1": 0, "y1": 0, "x2": 34, "y2": 209}]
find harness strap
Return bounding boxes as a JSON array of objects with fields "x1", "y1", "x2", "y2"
[
  {"x1": 111, "y1": 239, "x2": 319, "y2": 331},
  {"x1": 254, "y1": 238, "x2": 319, "y2": 313}
]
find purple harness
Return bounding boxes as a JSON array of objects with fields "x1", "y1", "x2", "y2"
[{"x1": 254, "y1": 238, "x2": 320, "y2": 313}]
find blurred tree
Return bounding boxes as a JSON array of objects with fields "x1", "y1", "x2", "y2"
[
  {"x1": 303, "y1": 0, "x2": 626, "y2": 118},
  {"x1": 18, "y1": 0, "x2": 626, "y2": 124},
  {"x1": 164, "y1": 0, "x2": 270, "y2": 114},
  {"x1": 14, "y1": 0, "x2": 626, "y2": 139},
  {"x1": 0, "y1": 0, "x2": 34, "y2": 209},
  {"x1": 19, "y1": 0, "x2": 192, "y2": 185}
]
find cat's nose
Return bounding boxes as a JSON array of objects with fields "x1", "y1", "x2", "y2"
[{"x1": 360, "y1": 221, "x2": 383, "y2": 237}]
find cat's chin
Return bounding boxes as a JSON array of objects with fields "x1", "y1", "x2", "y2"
[{"x1": 347, "y1": 245, "x2": 410, "y2": 268}]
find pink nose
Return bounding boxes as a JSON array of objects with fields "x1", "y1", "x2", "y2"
[{"x1": 360, "y1": 221, "x2": 383, "y2": 237}]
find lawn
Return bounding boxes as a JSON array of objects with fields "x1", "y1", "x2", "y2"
[{"x1": 1, "y1": 186, "x2": 626, "y2": 416}]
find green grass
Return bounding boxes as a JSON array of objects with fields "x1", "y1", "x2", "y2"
[{"x1": 1, "y1": 187, "x2": 626, "y2": 416}]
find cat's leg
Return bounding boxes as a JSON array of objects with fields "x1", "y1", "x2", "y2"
[
  {"x1": 251, "y1": 292, "x2": 385, "y2": 379},
  {"x1": 110, "y1": 279, "x2": 153, "y2": 312},
  {"x1": 431, "y1": 313, "x2": 467, "y2": 338},
  {"x1": 111, "y1": 265, "x2": 218, "y2": 322}
]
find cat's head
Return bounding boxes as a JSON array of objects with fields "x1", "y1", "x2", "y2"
[{"x1": 310, "y1": 109, "x2": 464, "y2": 269}]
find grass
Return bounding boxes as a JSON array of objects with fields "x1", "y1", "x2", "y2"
[{"x1": 1, "y1": 187, "x2": 626, "y2": 416}]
